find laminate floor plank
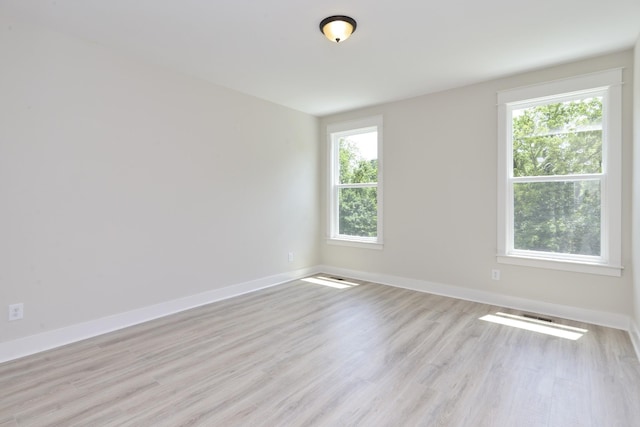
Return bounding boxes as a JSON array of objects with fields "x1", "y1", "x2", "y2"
[
  {"x1": 0, "y1": 418, "x2": 18, "y2": 427},
  {"x1": 1, "y1": 276, "x2": 639, "y2": 426}
]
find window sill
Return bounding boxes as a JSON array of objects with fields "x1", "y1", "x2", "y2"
[
  {"x1": 497, "y1": 254, "x2": 623, "y2": 277},
  {"x1": 327, "y1": 238, "x2": 383, "y2": 250}
]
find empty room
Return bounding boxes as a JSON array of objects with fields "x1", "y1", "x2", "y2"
[{"x1": 1, "y1": 1, "x2": 640, "y2": 425}]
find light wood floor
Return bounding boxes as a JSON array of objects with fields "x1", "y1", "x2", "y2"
[{"x1": 1, "y1": 276, "x2": 639, "y2": 426}]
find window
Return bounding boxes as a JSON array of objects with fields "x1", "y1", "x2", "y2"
[
  {"x1": 497, "y1": 69, "x2": 622, "y2": 276},
  {"x1": 327, "y1": 116, "x2": 383, "y2": 248}
]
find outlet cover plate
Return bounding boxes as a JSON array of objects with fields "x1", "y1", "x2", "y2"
[{"x1": 9, "y1": 303, "x2": 24, "y2": 321}]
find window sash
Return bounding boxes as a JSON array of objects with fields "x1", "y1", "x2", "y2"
[{"x1": 506, "y1": 176, "x2": 606, "y2": 263}]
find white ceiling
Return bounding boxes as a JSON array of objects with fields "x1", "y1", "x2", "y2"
[{"x1": 2, "y1": 0, "x2": 639, "y2": 116}]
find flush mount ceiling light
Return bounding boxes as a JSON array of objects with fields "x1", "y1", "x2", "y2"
[{"x1": 319, "y1": 15, "x2": 357, "y2": 43}]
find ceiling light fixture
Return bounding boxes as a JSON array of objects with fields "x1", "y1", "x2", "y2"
[{"x1": 319, "y1": 15, "x2": 357, "y2": 43}]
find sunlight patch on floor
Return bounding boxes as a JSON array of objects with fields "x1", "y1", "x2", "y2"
[
  {"x1": 302, "y1": 276, "x2": 360, "y2": 289},
  {"x1": 480, "y1": 312, "x2": 587, "y2": 340}
]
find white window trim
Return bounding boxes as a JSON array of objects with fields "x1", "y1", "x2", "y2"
[
  {"x1": 327, "y1": 115, "x2": 383, "y2": 249},
  {"x1": 497, "y1": 69, "x2": 623, "y2": 277}
]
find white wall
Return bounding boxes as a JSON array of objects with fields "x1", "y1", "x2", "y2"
[
  {"x1": 632, "y1": 37, "x2": 640, "y2": 347},
  {"x1": 0, "y1": 16, "x2": 320, "y2": 343},
  {"x1": 321, "y1": 51, "x2": 634, "y2": 322}
]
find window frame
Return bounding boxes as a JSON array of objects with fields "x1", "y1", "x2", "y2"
[
  {"x1": 327, "y1": 115, "x2": 383, "y2": 249},
  {"x1": 497, "y1": 69, "x2": 622, "y2": 276}
]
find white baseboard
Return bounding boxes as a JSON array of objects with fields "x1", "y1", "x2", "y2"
[
  {"x1": 630, "y1": 321, "x2": 640, "y2": 362},
  {"x1": 317, "y1": 265, "x2": 631, "y2": 331},
  {"x1": 0, "y1": 266, "x2": 320, "y2": 364}
]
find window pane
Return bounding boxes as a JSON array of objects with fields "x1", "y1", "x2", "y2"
[
  {"x1": 339, "y1": 132, "x2": 378, "y2": 184},
  {"x1": 339, "y1": 187, "x2": 377, "y2": 237},
  {"x1": 512, "y1": 97, "x2": 602, "y2": 177},
  {"x1": 513, "y1": 180, "x2": 600, "y2": 256}
]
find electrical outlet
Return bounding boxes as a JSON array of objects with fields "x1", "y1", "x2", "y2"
[
  {"x1": 491, "y1": 269, "x2": 501, "y2": 281},
  {"x1": 9, "y1": 303, "x2": 24, "y2": 321},
  {"x1": 288, "y1": 252, "x2": 294, "y2": 262}
]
